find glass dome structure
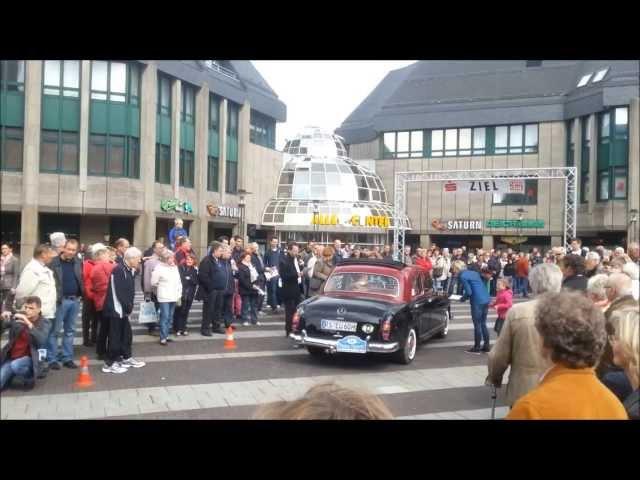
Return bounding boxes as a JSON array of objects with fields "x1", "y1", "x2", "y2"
[{"x1": 262, "y1": 127, "x2": 410, "y2": 231}]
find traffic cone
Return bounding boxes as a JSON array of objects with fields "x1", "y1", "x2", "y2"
[
  {"x1": 75, "y1": 356, "x2": 95, "y2": 388},
  {"x1": 223, "y1": 326, "x2": 237, "y2": 350}
]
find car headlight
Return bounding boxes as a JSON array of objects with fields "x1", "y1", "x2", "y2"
[{"x1": 362, "y1": 324, "x2": 375, "y2": 334}]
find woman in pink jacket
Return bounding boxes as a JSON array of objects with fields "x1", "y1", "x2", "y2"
[{"x1": 490, "y1": 278, "x2": 513, "y2": 335}]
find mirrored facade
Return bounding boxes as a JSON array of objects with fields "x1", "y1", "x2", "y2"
[{"x1": 262, "y1": 127, "x2": 410, "y2": 245}]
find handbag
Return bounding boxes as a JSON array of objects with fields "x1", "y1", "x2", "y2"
[
  {"x1": 309, "y1": 276, "x2": 324, "y2": 291},
  {"x1": 137, "y1": 300, "x2": 159, "y2": 324}
]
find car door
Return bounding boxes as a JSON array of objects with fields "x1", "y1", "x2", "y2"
[{"x1": 409, "y1": 272, "x2": 430, "y2": 339}]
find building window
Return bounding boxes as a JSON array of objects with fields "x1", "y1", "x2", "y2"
[
  {"x1": 88, "y1": 134, "x2": 138, "y2": 178},
  {"x1": 40, "y1": 130, "x2": 79, "y2": 174},
  {"x1": 581, "y1": 116, "x2": 591, "y2": 203},
  {"x1": 91, "y1": 61, "x2": 139, "y2": 104},
  {"x1": 181, "y1": 84, "x2": 195, "y2": 124},
  {"x1": 0, "y1": 127, "x2": 23, "y2": 171},
  {"x1": 155, "y1": 143, "x2": 171, "y2": 184},
  {"x1": 250, "y1": 110, "x2": 276, "y2": 149},
  {"x1": 382, "y1": 130, "x2": 424, "y2": 158},
  {"x1": 492, "y1": 180, "x2": 538, "y2": 205},
  {"x1": 43, "y1": 60, "x2": 80, "y2": 97},
  {"x1": 179, "y1": 149, "x2": 194, "y2": 188},
  {"x1": 566, "y1": 119, "x2": 575, "y2": 167},
  {"x1": 158, "y1": 75, "x2": 171, "y2": 115},
  {"x1": 226, "y1": 161, "x2": 238, "y2": 194},
  {"x1": 0, "y1": 60, "x2": 25, "y2": 92},
  {"x1": 226, "y1": 102, "x2": 239, "y2": 194},
  {"x1": 1, "y1": 61, "x2": 25, "y2": 171},
  {"x1": 209, "y1": 95, "x2": 220, "y2": 131},
  {"x1": 597, "y1": 107, "x2": 628, "y2": 201},
  {"x1": 207, "y1": 155, "x2": 219, "y2": 192},
  {"x1": 494, "y1": 124, "x2": 538, "y2": 155}
]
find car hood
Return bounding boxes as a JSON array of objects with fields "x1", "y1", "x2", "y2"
[{"x1": 301, "y1": 295, "x2": 401, "y2": 325}]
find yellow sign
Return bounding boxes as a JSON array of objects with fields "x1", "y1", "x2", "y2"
[{"x1": 311, "y1": 214, "x2": 390, "y2": 228}]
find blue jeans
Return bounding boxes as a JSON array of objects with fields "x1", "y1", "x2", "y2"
[
  {"x1": 267, "y1": 278, "x2": 279, "y2": 309},
  {"x1": 47, "y1": 298, "x2": 80, "y2": 363},
  {"x1": 241, "y1": 295, "x2": 258, "y2": 325},
  {"x1": 470, "y1": 302, "x2": 490, "y2": 349},
  {"x1": 0, "y1": 356, "x2": 33, "y2": 390},
  {"x1": 520, "y1": 276, "x2": 529, "y2": 297},
  {"x1": 158, "y1": 302, "x2": 176, "y2": 341}
]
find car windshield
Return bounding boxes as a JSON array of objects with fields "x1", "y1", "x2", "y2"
[{"x1": 324, "y1": 272, "x2": 400, "y2": 297}]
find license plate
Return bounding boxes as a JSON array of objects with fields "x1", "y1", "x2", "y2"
[
  {"x1": 321, "y1": 319, "x2": 357, "y2": 332},
  {"x1": 336, "y1": 335, "x2": 368, "y2": 354}
]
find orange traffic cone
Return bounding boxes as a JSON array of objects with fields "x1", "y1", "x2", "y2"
[
  {"x1": 75, "y1": 356, "x2": 94, "y2": 388},
  {"x1": 223, "y1": 326, "x2": 237, "y2": 350}
]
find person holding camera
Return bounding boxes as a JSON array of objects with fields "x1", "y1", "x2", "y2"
[{"x1": 1, "y1": 296, "x2": 51, "y2": 391}]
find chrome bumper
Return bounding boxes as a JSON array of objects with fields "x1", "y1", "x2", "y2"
[{"x1": 289, "y1": 330, "x2": 400, "y2": 354}]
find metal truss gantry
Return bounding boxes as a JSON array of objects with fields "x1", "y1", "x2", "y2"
[{"x1": 392, "y1": 167, "x2": 578, "y2": 261}]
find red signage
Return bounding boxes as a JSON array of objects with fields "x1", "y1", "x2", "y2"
[{"x1": 444, "y1": 181, "x2": 457, "y2": 192}]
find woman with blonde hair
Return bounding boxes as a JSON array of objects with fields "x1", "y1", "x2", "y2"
[
  {"x1": 608, "y1": 309, "x2": 639, "y2": 419},
  {"x1": 253, "y1": 382, "x2": 393, "y2": 420},
  {"x1": 309, "y1": 246, "x2": 335, "y2": 297}
]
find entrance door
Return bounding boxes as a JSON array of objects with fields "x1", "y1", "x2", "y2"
[
  {"x1": 0, "y1": 212, "x2": 21, "y2": 249},
  {"x1": 40, "y1": 213, "x2": 81, "y2": 243},
  {"x1": 207, "y1": 223, "x2": 233, "y2": 245},
  {"x1": 109, "y1": 217, "x2": 134, "y2": 245}
]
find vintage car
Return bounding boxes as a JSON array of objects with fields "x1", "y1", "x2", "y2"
[{"x1": 289, "y1": 259, "x2": 450, "y2": 364}]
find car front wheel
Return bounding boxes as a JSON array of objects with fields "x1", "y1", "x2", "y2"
[{"x1": 393, "y1": 327, "x2": 417, "y2": 365}]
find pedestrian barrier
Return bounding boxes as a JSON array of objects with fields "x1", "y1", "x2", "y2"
[
  {"x1": 75, "y1": 356, "x2": 95, "y2": 388},
  {"x1": 223, "y1": 326, "x2": 237, "y2": 350}
]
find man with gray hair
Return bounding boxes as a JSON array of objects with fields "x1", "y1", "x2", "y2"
[
  {"x1": 49, "y1": 232, "x2": 66, "y2": 256},
  {"x1": 585, "y1": 251, "x2": 602, "y2": 278},
  {"x1": 101, "y1": 247, "x2": 146, "y2": 374},
  {"x1": 487, "y1": 263, "x2": 564, "y2": 407},
  {"x1": 628, "y1": 241, "x2": 639, "y2": 265},
  {"x1": 586, "y1": 274, "x2": 611, "y2": 310},
  {"x1": 605, "y1": 273, "x2": 637, "y2": 321}
]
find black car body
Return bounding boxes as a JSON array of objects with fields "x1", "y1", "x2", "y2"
[{"x1": 289, "y1": 259, "x2": 451, "y2": 364}]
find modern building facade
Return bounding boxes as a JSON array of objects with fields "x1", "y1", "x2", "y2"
[
  {"x1": 0, "y1": 60, "x2": 286, "y2": 266},
  {"x1": 262, "y1": 126, "x2": 410, "y2": 246},
  {"x1": 336, "y1": 60, "x2": 640, "y2": 251}
]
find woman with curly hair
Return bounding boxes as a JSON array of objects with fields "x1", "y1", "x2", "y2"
[{"x1": 507, "y1": 291, "x2": 628, "y2": 419}]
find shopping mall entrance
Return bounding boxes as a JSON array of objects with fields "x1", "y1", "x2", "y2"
[{"x1": 429, "y1": 235, "x2": 482, "y2": 251}]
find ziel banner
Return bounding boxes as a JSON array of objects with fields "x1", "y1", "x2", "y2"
[{"x1": 444, "y1": 179, "x2": 525, "y2": 194}]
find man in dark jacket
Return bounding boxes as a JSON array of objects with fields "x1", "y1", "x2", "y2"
[
  {"x1": 47, "y1": 239, "x2": 84, "y2": 370},
  {"x1": 560, "y1": 254, "x2": 588, "y2": 292},
  {"x1": 279, "y1": 242, "x2": 303, "y2": 337},
  {"x1": 264, "y1": 237, "x2": 282, "y2": 313},
  {"x1": 102, "y1": 247, "x2": 146, "y2": 374},
  {"x1": 249, "y1": 242, "x2": 266, "y2": 313},
  {"x1": 0, "y1": 296, "x2": 51, "y2": 391},
  {"x1": 220, "y1": 246, "x2": 236, "y2": 329},
  {"x1": 198, "y1": 242, "x2": 226, "y2": 335},
  {"x1": 487, "y1": 251, "x2": 502, "y2": 297}
]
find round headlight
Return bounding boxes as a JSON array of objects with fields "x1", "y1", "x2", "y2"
[{"x1": 362, "y1": 324, "x2": 375, "y2": 334}]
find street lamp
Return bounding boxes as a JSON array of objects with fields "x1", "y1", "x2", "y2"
[
  {"x1": 237, "y1": 189, "x2": 252, "y2": 242},
  {"x1": 630, "y1": 208, "x2": 639, "y2": 244},
  {"x1": 312, "y1": 200, "x2": 320, "y2": 242},
  {"x1": 514, "y1": 208, "x2": 527, "y2": 246}
]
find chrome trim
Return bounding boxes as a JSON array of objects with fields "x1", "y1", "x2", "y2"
[{"x1": 289, "y1": 330, "x2": 400, "y2": 353}]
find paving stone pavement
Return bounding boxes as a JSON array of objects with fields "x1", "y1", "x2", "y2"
[{"x1": 1, "y1": 294, "x2": 529, "y2": 420}]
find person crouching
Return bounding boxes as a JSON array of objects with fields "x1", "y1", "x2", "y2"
[{"x1": 1, "y1": 296, "x2": 51, "y2": 391}]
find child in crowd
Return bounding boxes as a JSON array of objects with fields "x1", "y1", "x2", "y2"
[{"x1": 490, "y1": 278, "x2": 513, "y2": 336}]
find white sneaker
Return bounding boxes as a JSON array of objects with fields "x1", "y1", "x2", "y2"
[
  {"x1": 242, "y1": 321, "x2": 250, "y2": 326},
  {"x1": 258, "y1": 311, "x2": 266, "y2": 316},
  {"x1": 121, "y1": 357, "x2": 146, "y2": 368},
  {"x1": 256, "y1": 322, "x2": 262, "y2": 326},
  {"x1": 102, "y1": 362, "x2": 128, "y2": 374}
]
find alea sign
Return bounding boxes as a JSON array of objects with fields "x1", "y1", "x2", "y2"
[
  {"x1": 311, "y1": 214, "x2": 391, "y2": 228},
  {"x1": 444, "y1": 179, "x2": 525, "y2": 194}
]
